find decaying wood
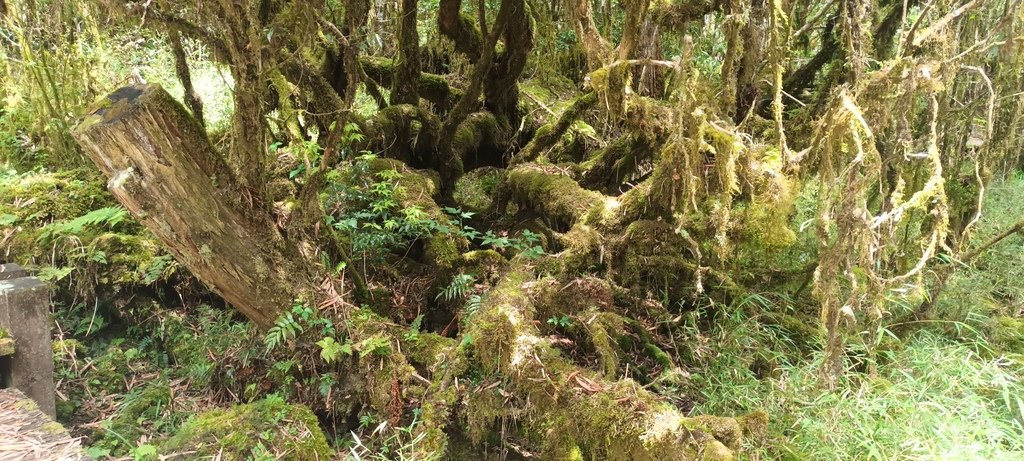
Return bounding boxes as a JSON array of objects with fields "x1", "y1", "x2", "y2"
[{"x1": 72, "y1": 84, "x2": 316, "y2": 328}]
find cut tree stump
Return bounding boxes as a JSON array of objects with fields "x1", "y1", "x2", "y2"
[{"x1": 73, "y1": 84, "x2": 314, "y2": 328}]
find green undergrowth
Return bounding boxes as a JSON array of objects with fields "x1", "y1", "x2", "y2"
[
  {"x1": 683, "y1": 173, "x2": 1024, "y2": 460},
  {"x1": 161, "y1": 395, "x2": 334, "y2": 460},
  {"x1": 0, "y1": 167, "x2": 182, "y2": 301},
  {"x1": 692, "y1": 329, "x2": 1024, "y2": 461},
  {"x1": 937, "y1": 173, "x2": 1024, "y2": 345}
]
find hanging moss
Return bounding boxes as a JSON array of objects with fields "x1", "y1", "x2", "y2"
[{"x1": 465, "y1": 267, "x2": 752, "y2": 460}]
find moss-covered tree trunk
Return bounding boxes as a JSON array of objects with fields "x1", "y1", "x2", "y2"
[{"x1": 72, "y1": 84, "x2": 317, "y2": 328}]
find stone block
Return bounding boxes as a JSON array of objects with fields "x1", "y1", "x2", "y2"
[
  {"x1": 0, "y1": 276, "x2": 55, "y2": 417},
  {"x1": 0, "y1": 263, "x2": 27, "y2": 280}
]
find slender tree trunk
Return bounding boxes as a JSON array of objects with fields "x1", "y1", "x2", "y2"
[
  {"x1": 392, "y1": 0, "x2": 421, "y2": 105},
  {"x1": 73, "y1": 85, "x2": 318, "y2": 328},
  {"x1": 439, "y1": 0, "x2": 483, "y2": 59},
  {"x1": 169, "y1": 29, "x2": 205, "y2": 127},
  {"x1": 229, "y1": 66, "x2": 268, "y2": 193}
]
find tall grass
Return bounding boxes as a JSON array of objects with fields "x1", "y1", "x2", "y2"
[
  {"x1": 691, "y1": 327, "x2": 1024, "y2": 460},
  {"x1": 0, "y1": 0, "x2": 106, "y2": 167},
  {"x1": 687, "y1": 173, "x2": 1024, "y2": 460}
]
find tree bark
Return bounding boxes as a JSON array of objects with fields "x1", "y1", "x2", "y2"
[
  {"x1": 72, "y1": 85, "x2": 317, "y2": 329},
  {"x1": 392, "y1": 0, "x2": 421, "y2": 105},
  {"x1": 483, "y1": 0, "x2": 532, "y2": 128},
  {"x1": 439, "y1": 0, "x2": 483, "y2": 60},
  {"x1": 169, "y1": 29, "x2": 205, "y2": 127}
]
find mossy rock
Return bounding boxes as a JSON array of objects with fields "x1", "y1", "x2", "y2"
[{"x1": 160, "y1": 397, "x2": 333, "y2": 460}]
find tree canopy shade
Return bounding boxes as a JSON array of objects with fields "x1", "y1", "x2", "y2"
[{"x1": 2, "y1": 0, "x2": 1017, "y2": 458}]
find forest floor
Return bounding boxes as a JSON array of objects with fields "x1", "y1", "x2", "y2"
[
  {"x1": 2, "y1": 162, "x2": 1020, "y2": 460},
  {"x1": 1, "y1": 24, "x2": 1022, "y2": 460}
]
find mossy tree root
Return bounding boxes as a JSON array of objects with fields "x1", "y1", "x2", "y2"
[
  {"x1": 498, "y1": 164, "x2": 605, "y2": 231},
  {"x1": 359, "y1": 104, "x2": 442, "y2": 168},
  {"x1": 515, "y1": 91, "x2": 598, "y2": 164},
  {"x1": 359, "y1": 56, "x2": 458, "y2": 111},
  {"x1": 467, "y1": 266, "x2": 753, "y2": 460}
]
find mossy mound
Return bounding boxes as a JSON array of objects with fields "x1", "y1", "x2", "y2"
[
  {"x1": 100, "y1": 381, "x2": 172, "y2": 451},
  {"x1": 160, "y1": 397, "x2": 334, "y2": 460}
]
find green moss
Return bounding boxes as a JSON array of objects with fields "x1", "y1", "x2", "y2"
[
  {"x1": 460, "y1": 249, "x2": 506, "y2": 282},
  {"x1": 160, "y1": 397, "x2": 333, "y2": 460},
  {"x1": 84, "y1": 346, "x2": 135, "y2": 393},
  {"x1": 0, "y1": 337, "x2": 14, "y2": 356},
  {"x1": 450, "y1": 113, "x2": 501, "y2": 172},
  {"x1": 989, "y1": 316, "x2": 1024, "y2": 354},
  {"x1": 0, "y1": 169, "x2": 113, "y2": 253},
  {"x1": 404, "y1": 332, "x2": 469, "y2": 457},
  {"x1": 687, "y1": 416, "x2": 743, "y2": 451},
  {"x1": 737, "y1": 411, "x2": 769, "y2": 441},
  {"x1": 737, "y1": 197, "x2": 797, "y2": 249},
  {"x1": 40, "y1": 421, "x2": 68, "y2": 434},
  {"x1": 589, "y1": 312, "x2": 626, "y2": 378},
  {"x1": 503, "y1": 165, "x2": 603, "y2": 230},
  {"x1": 533, "y1": 276, "x2": 614, "y2": 323},
  {"x1": 102, "y1": 382, "x2": 171, "y2": 449},
  {"x1": 615, "y1": 220, "x2": 693, "y2": 302},
  {"x1": 467, "y1": 268, "x2": 743, "y2": 460},
  {"x1": 454, "y1": 167, "x2": 502, "y2": 214},
  {"x1": 701, "y1": 440, "x2": 735, "y2": 461}
]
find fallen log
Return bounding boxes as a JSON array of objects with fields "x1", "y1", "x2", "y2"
[{"x1": 467, "y1": 266, "x2": 764, "y2": 460}]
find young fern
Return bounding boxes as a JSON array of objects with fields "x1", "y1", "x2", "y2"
[{"x1": 437, "y1": 273, "x2": 475, "y2": 302}]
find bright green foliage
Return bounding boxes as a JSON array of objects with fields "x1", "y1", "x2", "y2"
[
  {"x1": 266, "y1": 301, "x2": 337, "y2": 353},
  {"x1": 939, "y1": 175, "x2": 1024, "y2": 325},
  {"x1": 687, "y1": 281, "x2": 1024, "y2": 460},
  {"x1": 437, "y1": 273, "x2": 475, "y2": 302},
  {"x1": 344, "y1": 411, "x2": 440, "y2": 461},
  {"x1": 546, "y1": 314, "x2": 572, "y2": 328},
  {"x1": 326, "y1": 154, "x2": 452, "y2": 259},
  {"x1": 5, "y1": 0, "x2": 1024, "y2": 459},
  {"x1": 316, "y1": 336, "x2": 353, "y2": 363},
  {"x1": 0, "y1": 167, "x2": 178, "y2": 322}
]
